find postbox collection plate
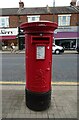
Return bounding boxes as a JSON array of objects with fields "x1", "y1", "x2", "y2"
[{"x1": 36, "y1": 46, "x2": 45, "y2": 59}]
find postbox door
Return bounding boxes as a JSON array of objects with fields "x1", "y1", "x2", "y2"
[
  {"x1": 35, "y1": 44, "x2": 52, "y2": 92},
  {"x1": 26, "y1": 35, "x2": 52, "y2": 92}
]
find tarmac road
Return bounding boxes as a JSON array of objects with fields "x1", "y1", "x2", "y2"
[
  {"x1": 53, "y1": 54, "x2": 77, "y2": 82},
  {"x1": 1, "y1": 53, "x2": 77, "y2": 83}
]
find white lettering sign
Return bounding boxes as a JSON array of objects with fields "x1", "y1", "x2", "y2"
[
  {"x1": 55, "y1": 26, "x2": 78, "y2": 32},
  {"x1": 0, "y1": 28, "x2": 18, "y2": 36}
]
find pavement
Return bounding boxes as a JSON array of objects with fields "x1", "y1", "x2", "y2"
[
  {"x1": 0, "y1": 50, "x2": 78, "y2": 54},
  {"x1": 0, "y1": 84, "x2": 78, "y2": 119}
]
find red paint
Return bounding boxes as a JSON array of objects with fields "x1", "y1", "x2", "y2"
[{"x1": 20, "y1": 21, "x2": 58, "y2": 92}]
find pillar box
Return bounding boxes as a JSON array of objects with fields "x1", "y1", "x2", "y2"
[{"x1": 20, "y1": 21, "x2": 58, "y2": 111}]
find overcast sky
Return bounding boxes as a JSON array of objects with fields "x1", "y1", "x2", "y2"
[{"x1": 0, "y1": 0, "x2": 79, "y2": 8}]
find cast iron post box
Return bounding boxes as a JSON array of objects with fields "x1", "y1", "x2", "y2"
[{"x1": 20, "y1": 21, "x2": 58, "y2": 111}]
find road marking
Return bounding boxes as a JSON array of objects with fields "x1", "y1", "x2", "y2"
[
  {"x1": 0, "y1": 81, "x2": 79, "y2": 85},
  {"x1": 51, "y1": 82, "x2": 79, "y2": 85},
  {"x1": 0, "y1": 81, "x2": 25, "y2": 85}
]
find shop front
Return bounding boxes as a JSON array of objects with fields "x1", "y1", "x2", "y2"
[
  {"x1": 54, "y1": 26, "x2": 79, "y2": 50},
  {"x1": 0, "y1": 28, "x2": 18, "y2": 50}
]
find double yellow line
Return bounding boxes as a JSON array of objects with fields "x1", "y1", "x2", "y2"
[{"x1": 0, "y1": 81, "x2": 79, "y2": 85}]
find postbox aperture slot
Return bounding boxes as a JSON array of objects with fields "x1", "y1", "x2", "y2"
[
  {"x1": 32, "y1": 36, "x2": 50, "y2": 44},
  {"x1": 36, "y1": 45, "x2": 45, "y2": 60}
]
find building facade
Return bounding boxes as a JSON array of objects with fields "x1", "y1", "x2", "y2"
[{"x1": 0, "y1": 0, "x2": 79, "y2": 50}]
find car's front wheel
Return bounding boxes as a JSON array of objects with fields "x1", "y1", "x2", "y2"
[
  {"x1": 77, "y1": 46, "x2": 79, "y2": 53},
  {"x1": 55, "y1": 49, "x2": 60, "y2": 54}
]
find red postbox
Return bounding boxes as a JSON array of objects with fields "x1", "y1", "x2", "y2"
[{"x1": 20, "y1": 21, "x2": 58, "y2": 111}]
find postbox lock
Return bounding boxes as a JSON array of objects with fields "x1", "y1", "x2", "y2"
[
  {"x1": 40, "y1": 33, "x2": 43, "y2": 36},
  {"x1": 47, "y1": 46, "x2": 50, "y2": 49}
]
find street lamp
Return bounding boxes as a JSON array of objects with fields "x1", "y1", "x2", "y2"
[{"x1": 17, "y1": 0, "x2": 24, "y2": 50}]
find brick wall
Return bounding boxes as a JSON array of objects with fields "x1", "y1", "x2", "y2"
[
  {"x1": 20, "y1": 16, "x2": 27, "y2": 23},
  {"x1": 9, "y1": 16, "x2": 18, "y2": 28},
  {"x1": 9, "y1": 15, "x2": 27, "y2": 27},
  {"x1": 71, "y1": 14, "x2": 78, "y2": 26},
  {"x1": 9, "y1": 13, "x2": 78, "y2": 28},
  {"x1": 40, "y1": 15, "x2": 53, "y2": 21}
]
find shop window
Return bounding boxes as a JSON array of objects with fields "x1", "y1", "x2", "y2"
[
  {"x1": 55, "y1": 39, "x2": 76, "y2": 50},
  {"x1": 58, "y1": 15, "x2": 71, "y2": 26},
  {"x1": 0, "y1": 17, "x2": 9, "y2": 27}
]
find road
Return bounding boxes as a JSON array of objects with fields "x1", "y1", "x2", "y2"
[
  {"x1": 1, "y1": 53, "x2": 77, "y2": 82},
  {"x1": 52, "y1": 54, "x2": 77, "y2": 82}
]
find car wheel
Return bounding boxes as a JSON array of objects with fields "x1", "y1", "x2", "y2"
[
  {"x1": 77, "y1": 50, "x2": 79, "y2": 53},
  {"x1": 55, "y1": 49, "x2": 60, "y2": 54}
]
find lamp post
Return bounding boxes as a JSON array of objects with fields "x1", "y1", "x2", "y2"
[
  {"x1": 17, "y1": 0, "x2": 25, "y2": 50},
  {"x1": 17, "y1": 15, "x2": 23, "y2": 50}
]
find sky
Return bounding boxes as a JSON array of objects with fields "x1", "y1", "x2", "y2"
[{"x1": 0, "y1": 0, "x2": 79, "y2": 8}]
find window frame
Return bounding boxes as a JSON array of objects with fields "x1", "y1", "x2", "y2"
[
  {"x1": 27, "y1": 15, "x2": 40, "y2": 22},
  {"x1": 58, "y1": 14, "x2": 71, "y2": 27},
  {"x1": 0, "y1": 16, "x2": 9, "y2": 28}
]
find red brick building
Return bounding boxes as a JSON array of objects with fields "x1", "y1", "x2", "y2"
[{"x1": 0, "y1": 0, "x2": 79, "y2": 50}]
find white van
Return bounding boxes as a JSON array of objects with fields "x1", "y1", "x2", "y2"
[{"x1": 52, "y1": 43, "x2": 64, "y2": 54}]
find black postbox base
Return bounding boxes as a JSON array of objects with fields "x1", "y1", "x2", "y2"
[{"x1": 25, "y1": 89, "x2": 51, "y2": 111}]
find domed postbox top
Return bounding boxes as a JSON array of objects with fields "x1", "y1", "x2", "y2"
[{"x1": 20, "y1": 21, "x2": 58, "y2": 33}]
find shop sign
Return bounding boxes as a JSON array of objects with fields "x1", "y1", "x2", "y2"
[
  {"x1": 55, "y1": 26, "x2": 78, "y2": 32},
  {"x1": 0, "y1": 28, "x2": 18, "y2": 36}
]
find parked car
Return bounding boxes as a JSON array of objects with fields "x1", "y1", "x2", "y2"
[{"x1": 52, "y1": 43, "x2": 64, "y2": 54}]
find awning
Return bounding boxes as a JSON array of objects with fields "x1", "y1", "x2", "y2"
[
  {"x1": 54, "y1": 32, "x2": 79, "y2": 39},
  {"x1": 0, "y1": 36, "x2": 16, "y2": 40}
]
